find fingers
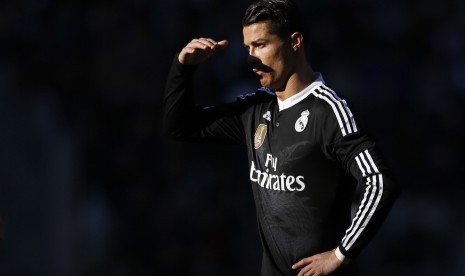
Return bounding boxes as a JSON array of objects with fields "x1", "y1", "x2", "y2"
[
  {"x1": 294, "y1": 256, "x2": 326, "y2": 276},
  {"x1": 179, "y1": 38, "x2": 229, "y2": 65},
  {"x1": 293, "y1": 257, "x2": 312, "y2": 276},
  {"x1": 191, "y1": 38, "x2": 228, "y2": 53},
  {"x1": 190, "y1": 38, "x2": 216, "y2": 50},
  {"x1": 292, "y1": 257, "x2": 312, "y2": 270},
  {"x1": 300, "y1": 269, "x2": 315, "y2": 276},
  {"x1": 215, "y1": 39, "x2": 229, "y2": 48},
  {"x1": 293, "y1": 250, "x2": 342, "y2": 276}
]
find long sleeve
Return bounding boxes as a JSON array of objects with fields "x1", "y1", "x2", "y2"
[
  {"x1": 163, "y1": 54, "x2": 250, "y2": 145},
  {"x1": 314, "y1": 85, "x2": 400, "y2": 261},
  {"x1": 335, "y1": 139, "x2": 399, "y2": 261}
]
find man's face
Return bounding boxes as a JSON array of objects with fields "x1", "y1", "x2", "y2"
[{"x1": 243, "y1": 22, "x2": 294, "y2": 91}]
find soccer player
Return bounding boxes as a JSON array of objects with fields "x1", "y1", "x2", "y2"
[{"x1": 163, "y1": 0, "x2": 400, "y2": 275}]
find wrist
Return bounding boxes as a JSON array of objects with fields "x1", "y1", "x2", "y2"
[{"x1": 334, "y1": 247, "x2": 351, "y2": 264}]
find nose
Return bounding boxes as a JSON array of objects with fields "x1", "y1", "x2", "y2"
[{"x1": 247, "y1": 54, "x2": 260, "y2": 66}]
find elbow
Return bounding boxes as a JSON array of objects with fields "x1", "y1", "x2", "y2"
[
  {"x1": 382, "y1": 173, "x2": 401, "y2": 202},
  {"x1": 162, "y1": 124, "x2": 184, "y2": 141},
  {"x1": 162, "y1": 112, "x2": 183, "y2": 140},
  {"x1": 162, "y1": 122, "x2": 195, "y2": 142}
]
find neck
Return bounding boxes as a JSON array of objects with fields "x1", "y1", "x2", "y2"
[{"x1": 275, "y1": 62, "x2": 314, "y2": 101}]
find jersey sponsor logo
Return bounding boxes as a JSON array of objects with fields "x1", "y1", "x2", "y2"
[
  {"x1": 249, "y1": 154, "x2": 306, "y2": 192},
  {"x1": 254, "y1": 124, "x2": 267, "y2": 149},
  {"x1": 295, "y1": 110, "x2": 310, "y2": 132},
  {"x1": 262, "y1": 111, "x2": 271, "y2": 121}
]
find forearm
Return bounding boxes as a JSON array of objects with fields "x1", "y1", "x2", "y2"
[
  {"x1": 163, "y1": 54, "x2": 247, "y2": 145},
  {"x1": 163, "y1": 54, "x2": 200, "y2": 140},
  {"x1": 337, "y1": 148, "x2": 400, "y2": 260}
]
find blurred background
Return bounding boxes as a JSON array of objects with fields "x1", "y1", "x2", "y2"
[{"x1": 0, "y1": 0, "x2": 464, "y2": 275}]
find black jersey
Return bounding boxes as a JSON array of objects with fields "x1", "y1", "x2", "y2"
[{"x1": 163, "y1": 55, "x2": 399, "y2": 276}]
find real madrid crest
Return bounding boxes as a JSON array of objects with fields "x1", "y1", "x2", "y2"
[
  {"x1": 295, "y1": 110, "x2": 310, "y2": 132},
  {"x1": 262, "y1": 111, "x2": 271, "y2": 121},
  {"x1": 254, "y1": 124, "x2": 267, "y2": 149}
]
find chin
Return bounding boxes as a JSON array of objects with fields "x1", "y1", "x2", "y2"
[
  {"x1": 261, "y1": 83, "x2": 278, "y2": 90},
  {"x1": 258, "y1": 74, "x2": 279, "y2": 89},
  {"x1": 259, "y1": 79, "x2": 273, "y2": 89},
  {"x1": 259, "y1": 81, "x2": 269, "y2": 88}
]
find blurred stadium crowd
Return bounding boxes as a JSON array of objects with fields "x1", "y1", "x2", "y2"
[{"x1": 0, "y1": 0, "x2": 464, "y2": 275}]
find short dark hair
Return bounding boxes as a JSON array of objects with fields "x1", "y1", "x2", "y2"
[{"x1": 242, "y1": 0, "x2": 308, "y2": 43}]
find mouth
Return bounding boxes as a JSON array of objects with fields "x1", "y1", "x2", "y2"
[
  {"x1": 251, "y1": 64, "x2": 271, "y2": 78},
  {"x1": 252, "y1": 68, "x2": 263, "y2": 77},
  {"x1": 248, "y1": 59, "x2": 272, "y2": 80}
]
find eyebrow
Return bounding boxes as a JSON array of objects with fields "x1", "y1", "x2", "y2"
[{"x1": 244, "y1": 39, "x2": 268, "y2": 48}]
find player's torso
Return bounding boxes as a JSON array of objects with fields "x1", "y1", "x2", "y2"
[
  {"x1": 247, "y1": 95, "x2": 342, "y2": 199},
  {"x1": 245, "y1": 94, "x2": 349, "y2": 260}
]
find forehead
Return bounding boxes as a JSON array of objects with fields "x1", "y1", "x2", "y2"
[{"x1": 243, "y1": 22, "x2": 280, "y2": 44}]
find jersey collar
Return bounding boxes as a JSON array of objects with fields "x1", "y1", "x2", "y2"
[{"x1": 277, "y1": 72, "x2": 324, "y2": 111}]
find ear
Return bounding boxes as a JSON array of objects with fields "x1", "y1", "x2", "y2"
[{"x1": 290, "y1": 32, "x2": 304, "y2": 52}]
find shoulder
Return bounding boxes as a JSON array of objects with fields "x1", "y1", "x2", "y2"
[
  {"x1": 308, "y1": 84, "x2": 351, "y2": 114},
  {"x1": 309, "y1": 84, "x2": 359, "y2": 137}
]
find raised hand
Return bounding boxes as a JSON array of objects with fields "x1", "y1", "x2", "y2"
[{"x1": 178, "y1": 38, "x2": 229, "y2": 65}]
